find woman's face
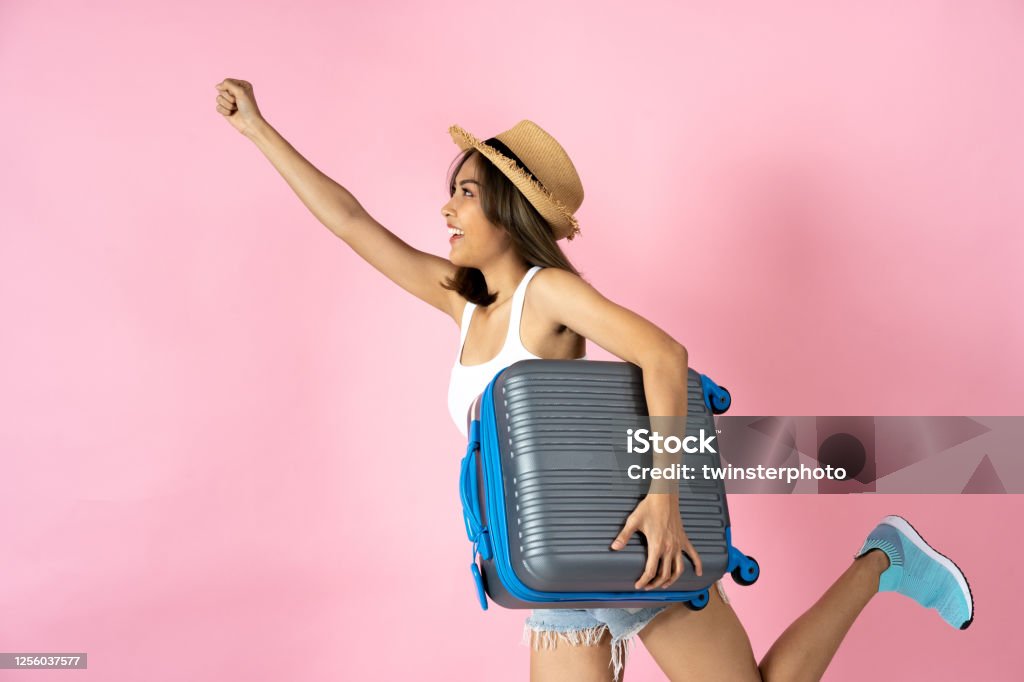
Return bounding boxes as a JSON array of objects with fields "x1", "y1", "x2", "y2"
[{"x1": 441, "y1": 153, "x2": 512, "y2": 268}]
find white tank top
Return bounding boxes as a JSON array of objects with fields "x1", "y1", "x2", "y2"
[{"x1": 448, "y1": 265, "x2": 587, "y2": 437}]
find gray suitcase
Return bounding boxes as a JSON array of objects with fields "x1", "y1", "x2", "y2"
[{"x1": 458, "y1": 359, "x2": 760, "y2": 610}]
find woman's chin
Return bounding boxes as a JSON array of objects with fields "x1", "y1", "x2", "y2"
[{"x1": 449, "y1": 250, "x2": 472, "y2": 268}]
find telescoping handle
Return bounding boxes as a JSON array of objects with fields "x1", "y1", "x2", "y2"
[{"x1": 458, "y1": 419, "x2": 491, "y2": 610}]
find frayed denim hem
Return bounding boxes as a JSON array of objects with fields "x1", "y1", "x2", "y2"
[
  {"x1": 519, "y1": 580, "x2": 730, "y2": 680},
  {"x1": 521, "y1": 620, "x2": 640, "y2": 682}
]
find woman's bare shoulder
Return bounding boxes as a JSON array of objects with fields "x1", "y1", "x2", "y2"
[{"x1": 531, "y1": 267, "x2": 597, "y2": 302}]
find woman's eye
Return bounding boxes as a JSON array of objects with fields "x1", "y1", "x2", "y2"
[{"x1": 462, "y1": 189, "x2": 473, "y2": 197}]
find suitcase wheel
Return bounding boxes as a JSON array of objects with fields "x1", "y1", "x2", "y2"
[
  {"x1": 731, "y1": 555, "x2": 760, "y2": 586},
  {"x1": 710, "y1": 385, "x2": 731, "y2": 414},
  {"x1": 700, "y1": 374, "x2": 732, "y2": 415},
  {"x1": 683, "y1": 589, "x2": 710, "y2": 611}
]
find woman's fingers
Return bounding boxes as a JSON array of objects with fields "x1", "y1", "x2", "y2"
[
  {"x1": 215, "y1": 80, "x2": 249, "y2": 109},
  {"x1": 650, "y1": 545, "x2": 695, "y2": 590},
  {"x1": 639, "y1": 537, "x2": 682, "y2": 590},
  {"x1": 624, "y1": 500, "x2": 706, "y2": 590},
  {"x1": 216, "y1": 78, "x2": 246, "y2": 96},
  {"x1": 610, "y1": 514, "x2": 638, "y2": 551},
  {"x1": 214, "y1": 78, "x2": 265, "y2": 135},
  {"x1": 685, "y1": 539, "x2": 704, "y2": 577},
  {"x1": 667, "y1": 544, "x2": 684, "y2": 581},
  {"x1": 652, "y1": 546, "x2": 675, "y2": 589},
  {"x1": 635, "y1": 544, "x2": 661, "y2": 589}
]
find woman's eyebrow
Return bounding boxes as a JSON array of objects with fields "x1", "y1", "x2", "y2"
[{"x1": 458, "y1": 179, "x2": 480, "y2": 186}]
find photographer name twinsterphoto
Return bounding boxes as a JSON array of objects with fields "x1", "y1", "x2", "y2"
[{"x1": 627, "y1": 462, "x2": 849, "y2": 483}]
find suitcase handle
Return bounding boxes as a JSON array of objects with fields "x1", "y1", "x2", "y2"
[
  {"x1": 460, "y1": 419, "x2": 493, "y2": 610},
  {"x1": 459, "y1": 419, "x2": 492, "y2": 560},
  {"x1": 459, "y1": 423, "x2": 485, "y2": 541}
]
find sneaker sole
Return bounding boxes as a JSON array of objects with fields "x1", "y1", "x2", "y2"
[{"x1": 880, "y1": 514, "x2": 974, "y2": 629}]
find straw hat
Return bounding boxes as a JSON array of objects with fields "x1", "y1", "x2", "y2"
[{"x1": 448, "y1": 120, "x2": 584, "y2": 241}]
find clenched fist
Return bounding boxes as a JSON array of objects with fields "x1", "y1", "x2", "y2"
[{"x1": 215, "y1": 78, "x2": 265, "y2": 136}]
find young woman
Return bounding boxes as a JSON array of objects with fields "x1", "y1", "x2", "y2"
[{"x1": 214, "y1": 77, "x2": 974, "y2": 682}]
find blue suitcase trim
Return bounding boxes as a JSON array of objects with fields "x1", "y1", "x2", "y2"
[{"x1": 459, "y1": 367, "x2": 760, "y2": 611}]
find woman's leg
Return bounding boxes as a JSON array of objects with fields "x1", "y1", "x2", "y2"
[
  {"x1": 637, "y1": 581, "x2": 763, "y2": 682},
  {"x1": 527, "y1": 625, "x2": 619, "y2": 682},
  {"x1": 757, "y1": 549, "x2": 888, "y2": 681},
  {"x1": 525, "y1": 605, "x2": 671, "y2": 681},
  {"x1": 637, "y1": 548, "x2": 889, "y2": 682},
  {"x1": 524, "y1": 609, "x2": 622, "y2": 682}
]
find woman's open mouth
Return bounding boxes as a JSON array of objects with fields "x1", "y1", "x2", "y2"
[{"x1": 448, "y1": 226, "x2": 464, "y2": 244}]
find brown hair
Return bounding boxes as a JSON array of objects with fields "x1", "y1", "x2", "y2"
[{"x1": 441, "y1": 141, "x2": 582, "y2": 306}]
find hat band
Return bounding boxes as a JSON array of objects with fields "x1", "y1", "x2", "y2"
[{"x1": 483, "y1": 137, "x2": 546, "y2": 193}]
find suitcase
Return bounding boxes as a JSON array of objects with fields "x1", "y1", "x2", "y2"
[{"x1": 458, "y1": 359, "x2": 760, "y2": 610}]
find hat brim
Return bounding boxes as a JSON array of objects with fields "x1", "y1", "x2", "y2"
[{"x1": 449, "y1": 124, "x2": 580, "y2": 241}]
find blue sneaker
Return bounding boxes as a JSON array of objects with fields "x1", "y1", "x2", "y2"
[{"x1": 855, "y1": 515, "x2": 974, "y2": 630}]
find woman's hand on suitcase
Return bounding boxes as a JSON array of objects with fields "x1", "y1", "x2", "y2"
[
  {"x1": 609, "y1": 495, "x2": 704, "y2": 590},
  {"x1": 214, "y1": 78, "x2": 267, "y2": 137}
]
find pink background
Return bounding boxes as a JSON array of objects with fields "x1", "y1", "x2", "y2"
[{"x1": 2, "y1": 0, "x2": 1022, "y2": 680}]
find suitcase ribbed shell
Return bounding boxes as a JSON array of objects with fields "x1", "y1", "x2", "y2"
[{"x1": 472, "y1": 359, "x2": 739, "y2": 608}]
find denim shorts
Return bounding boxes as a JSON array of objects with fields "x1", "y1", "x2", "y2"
[{"x1": 521, "y1": 580, "x2": 730, "y2": 681}]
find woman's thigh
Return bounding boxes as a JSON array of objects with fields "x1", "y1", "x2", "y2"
[
  {"x1": 637, "y1": 585, "x2": 761, "y2": 682},
  {"x1": 527, "y1": 626, "x2": 617, "y2": 682},
  {"x1": 525, "y1": 609, "x2": 618, "y2": 682}
]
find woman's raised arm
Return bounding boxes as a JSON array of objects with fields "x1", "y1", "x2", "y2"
[{"x1": 215, "y1": 78, "x2": 460, "y2": 321}]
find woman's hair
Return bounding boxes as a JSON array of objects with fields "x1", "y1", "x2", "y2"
[{"x1": 441, "y1": 140, "x2": 582, "y2": 306}]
